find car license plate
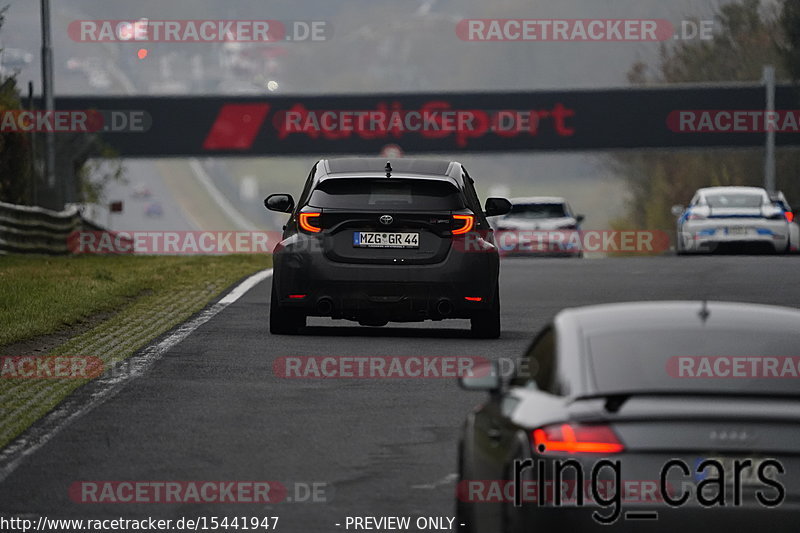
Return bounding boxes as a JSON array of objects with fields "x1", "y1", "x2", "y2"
[
  {"x1": 353, "y1": 232, "x2": 419, "y2": 248},
  {"x1": 728, "y1": 226, "x2": 748, "y2": 235}
]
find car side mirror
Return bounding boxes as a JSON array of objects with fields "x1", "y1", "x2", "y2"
[
  {"x1": 265, "y1": 194, "x2": 295, "y2": 213},
  {"x1": 459, "y1": 360, "x2": 501, "y2": 393},
  {"x1": 671, "y1": 205, "x2": 685, "y2": 217},
  {"x1": 485, "y1": 197, "x2": 512, "y2": 217},
  {"x1": 575, "y1": 214, "x2": 585, "y2": 224}
]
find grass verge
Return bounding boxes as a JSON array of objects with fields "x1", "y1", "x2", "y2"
[{"x1": 0, "y1": 254, "x2": 271, "y2": 449}]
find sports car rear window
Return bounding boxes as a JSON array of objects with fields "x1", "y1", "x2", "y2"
[
  {"x1": 309, "y1": 179, "x2": 465, "y2": 211},
  {"x1": 705, "y1": 193, "x2": 765, "y2": 208},
  {"x1": 507, "y1": 203, "x2": 567, "y2": 219},
  {"x1": 587, "y1": 329, "x2": 800, "y2": 397}
]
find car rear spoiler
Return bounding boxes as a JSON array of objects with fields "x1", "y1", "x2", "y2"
[{"x1": 568, "y1": 392, "x2": 800, "y2": 423}]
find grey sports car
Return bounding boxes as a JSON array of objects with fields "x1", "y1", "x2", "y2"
[{"x1": 457, "y1": 301, "x2": 800, "y2": 532}]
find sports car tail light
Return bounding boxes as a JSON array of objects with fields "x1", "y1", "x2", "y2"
[
  {"x1": 532, "y1": 423, "x2": 624, "y2": 454},
  {"x1": 452, "y1": 214, "x2": 475, "y2": 235},
  {"x1": 786, "y1": 212, "x2": 795, "y2": 223},
  {"x1": 464, "y1": 296, "x2": 482, "y2": 302},
  {"x1": 299, "y1": 212, "x2": 322, "y2": 233},
  {"x1": 288, "y1": 294, "x2": 307, "y2": 299}
]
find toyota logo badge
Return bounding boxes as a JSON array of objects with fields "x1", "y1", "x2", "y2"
[{"x1": 380, "y1": 215, "x2": 393, "y2": 225}]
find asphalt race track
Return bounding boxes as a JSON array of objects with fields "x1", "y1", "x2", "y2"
[{"x1": 0, "y1": 256, "x2": 798, "y2": 531}]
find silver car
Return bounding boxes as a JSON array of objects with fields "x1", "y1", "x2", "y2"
[
  {"x1": 672, "y1": 187, "x2": 789, "y2": 254},
  {"x1": 457, "y1": 301, "x2": 800, "y2": 532},
  {"x1": 493, "y1": 197, "x2": 585, "y2": 257}
]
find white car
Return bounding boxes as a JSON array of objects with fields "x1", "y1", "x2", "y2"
[
  {"x1": 673, "y1": 186, "x2": 790, "y2": 254},
  {"x1": 492, "y1": 196, "x2": 585, "y2": 257},
  {"x1": 131, "y1": 183, "x2": 152, "y2": 199}
]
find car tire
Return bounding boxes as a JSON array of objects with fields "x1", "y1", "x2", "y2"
[
  {"x1": 455, "y1": 441, "x2": 474, "y2": 533},
  {"x1": 269, "y1": 280, "x2": 306, "y2": 335},
  {"x1": 455, "y1": 496, "x2": 473, "y2": 533},
  {"x1": 471, "y1": 282, "x2": 501, "y2": 339},
  {"x1": 675, "y1": 233, "x2": 686, "y2": 255}
]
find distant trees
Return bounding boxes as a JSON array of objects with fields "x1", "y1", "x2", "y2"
[
  {"x1": 0, "y1": 7, "x2": 123, "y2": 207},
  {"x1": 778, "y1": 0, "x2": 800, "y2": 80},
  {"x1": 0, "y1": 8, "x2": 33, "y2": 204},
  {"x1": 612, "y1": 0, "x2": 800, "y2": 231}
]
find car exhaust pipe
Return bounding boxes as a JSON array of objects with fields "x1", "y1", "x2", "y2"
[
  {"x1": 316, "y1": 297, "x2": 334, "y2": 316},
  {"x1": 436, "y1": 298, "x2": 453, "y2": 317}
]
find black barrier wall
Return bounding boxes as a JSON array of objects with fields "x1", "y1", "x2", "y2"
[{"x1": 36, "y1": 85, "x2": 800, "y2": 157}]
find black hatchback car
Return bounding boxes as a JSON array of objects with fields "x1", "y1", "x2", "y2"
[{"x1": 264, "y1": 158, "x2": 511, "y2": 337}]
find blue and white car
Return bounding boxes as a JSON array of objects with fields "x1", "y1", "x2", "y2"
[{"x1": 672, "y1": 187, "x2": 790, "y2": 254}]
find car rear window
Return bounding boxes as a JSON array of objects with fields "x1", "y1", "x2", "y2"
[
  {"x1": 507, "y1": 203, "x2": 567, "y2": 219},
  {"x1": 308, "y1": 179, "x2": 465, "y2": 211},
  {"x1": 587, "y1": 329, "x2": 800, "y2": 397},
  {"x1": 705, "y1": 193, "x2": 765, "y2": 208}
]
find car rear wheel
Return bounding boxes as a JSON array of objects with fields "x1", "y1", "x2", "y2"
[
  {"x1": 675, "y1": 232, "x2": 686, "y2": 255},
  {"x1": 455, "y1": 440, "x2": 476, "y2": 533},
  {"x1": 454, "y1": 497, "x2": 472, "y2": 533},
  {"x1": 269, "y1": 280, "x2": 306, "y2": 335},
  {"x1": 470, "y1": 282, "x2": 501, "y2": 339}
]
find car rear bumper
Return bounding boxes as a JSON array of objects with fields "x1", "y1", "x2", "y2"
[
  {"x1": 494, "y1": 229, "x2": 582, "y2": 257},
  {"x1": 272, "y1": 235, "x2": 499, "y2": 321},
  {"x1": 680, "y1": 222, "x2": 788, "y2": 253}
]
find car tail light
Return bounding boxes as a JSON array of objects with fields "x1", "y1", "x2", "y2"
[
  {"x1": 464, "y1": 296, "x2": 482, "y2": 302},
  {"x1": 299, "y1": 212, "x2": 322, "y2": 233},
  {"x1": 786, "y1": 212, "x2": 795, "y2": 223},
  {"x1": 288, "y1": 294, "x2": 307, "y2": 299},
  {"x1": 532, "y1": 423, "x2": 624, "y2": 454},
  {"x1": 452, "y1": 214, "x2": 475, "y2": 235}
]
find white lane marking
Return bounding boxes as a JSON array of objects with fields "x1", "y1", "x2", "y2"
[
  {"x1": 0, "y1": 268, "x2": 273, "y2": 483},
  {"x1": 189, "y1": 159, "x2": 258, "y2": 231},
  {"x1": 219, "y1": 268, "x2": 271, "y2": 304},
  {"x1": 411, "y1": 472, "x2": 458, "y2": 489}
]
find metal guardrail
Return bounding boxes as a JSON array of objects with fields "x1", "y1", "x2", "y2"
[{"x1": 0, "y1": 201, "x2": 107, "y2": 255}]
